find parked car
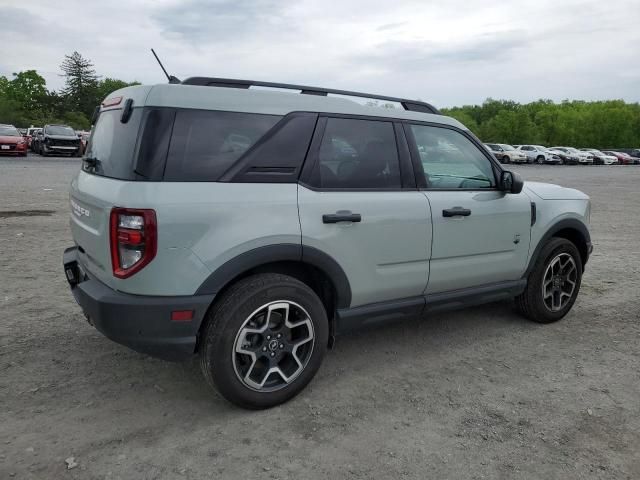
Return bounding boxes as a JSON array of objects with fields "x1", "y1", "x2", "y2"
[
  {"x1": 0, "y1": 124, "x2": 28, "y2": 156},
  {"x1": 484, "y1": 143, "x2": 529, "y2": 164},
  {"x1": 602, "y1": 151, "x2": 637, "y2": 165},
  {"x1": 517, "y1": 145, "x2": 562, "y2": 164},
  {"x1": 76, "y1": 130, "x2": 91, "y2": 156},
  {"x1": 579, "y1": 149, "x2": 617, "y2": 165},
  {"x1": 35, "y1": 124, "x2": 80, "y2": 156},
  {"x1": 63, "y1": 78, "x2": 592, "y2": 409},
  {"x1": 550, "y1": 147, "x2": 593, "y2": 165},
  {"x1": 29, "y1": 128, "x2": 42, "y2": 151},
  {"x1": 23, "y1": 126, "x2": 40, "y2": 149}
]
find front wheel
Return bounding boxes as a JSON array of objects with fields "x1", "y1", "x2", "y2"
[
  {"x1": 502, "y1": 155, "x2": 510, "y2": 164},
  {"x1": 536, "y1": 156, "x2": 545, "y2": 164},
  {"x1": 516, "y1": 238, "x2": 582, "y2": 323},
  {"x1": 199, "y1": 273, "x2": 328, "y2": 409}
]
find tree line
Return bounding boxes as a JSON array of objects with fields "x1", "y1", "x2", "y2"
[
  {"x1": 0, "y1": 52, "x2": 138, "y2": 131},
  {"x1": 1, "y1": 51, "x2": 639, "y2": 148},
  {"x1": 442, "y1": 99, "x2": 640, "y2": 149}
]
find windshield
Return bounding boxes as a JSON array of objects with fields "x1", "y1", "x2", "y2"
[
  {"x1": 566, "y1": 147, "x2": 580, "y2": 153},
  {"x1": 590, "y1": 150, "x2": 605, "y2": 156},
  {"x1": 0, "y1": 126, "x2": 21, "y2": 136},
  {"x1": 500, "y1": 144, "x2": 515, "y2": 151},
  {"x1": 45, "y1": 125, "x2": 76, "y2": 136}
]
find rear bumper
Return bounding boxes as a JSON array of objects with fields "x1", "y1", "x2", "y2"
[{"x1": 63, "y1": 246, "x2": 215, "y2": 361}]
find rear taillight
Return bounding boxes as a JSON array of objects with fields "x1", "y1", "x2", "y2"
[{"x1": 109, "y1": 208, "x2": 157, "y2": 279}]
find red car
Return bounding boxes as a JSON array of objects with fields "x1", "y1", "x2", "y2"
[
  {"x1": 0, "y1": 124, "x2": 28, "y2": 156},
  {"x1": 603, "y1": 151, "x2": 637, "y2": 165}
]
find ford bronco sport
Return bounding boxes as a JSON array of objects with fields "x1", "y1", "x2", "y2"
[{"x1": 63, "y1": 78, "x2": 592, "y2": 409}]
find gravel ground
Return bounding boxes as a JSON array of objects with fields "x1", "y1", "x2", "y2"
[{"x1": 1, "y1": 155, "x2": 639, "y2": 479}]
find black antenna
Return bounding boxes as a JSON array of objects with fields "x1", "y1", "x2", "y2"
[{"x1": 151, "y1": 49, "x2": 181, "y2": 84}]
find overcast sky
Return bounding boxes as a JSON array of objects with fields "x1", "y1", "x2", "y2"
[{"x1": 1, "y1": 0, "x2": 639, "y2": 107}]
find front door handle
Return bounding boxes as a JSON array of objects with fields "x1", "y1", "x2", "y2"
[
  {"x1": 442, "y1": 207, "x2": 471, "y2": 217},
  {"x1": 322, "y1": 211, "x2": 362, "y2": 223}
]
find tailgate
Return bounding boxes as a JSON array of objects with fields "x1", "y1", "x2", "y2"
[{"x1": 69, "y1": 172, "x2": 120, "y2": 289}]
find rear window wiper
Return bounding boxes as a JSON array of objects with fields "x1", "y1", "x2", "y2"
[{"x1": 83, "y1": 157, "x2": 101, "y2": 171}]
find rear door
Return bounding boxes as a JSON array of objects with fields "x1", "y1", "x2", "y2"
[
  {"x1": 405, "y1": 123, "x2": 532, "y2": 294},
  {"x1": 297, "y1": 116, "x2": 432, "y2": 308}
]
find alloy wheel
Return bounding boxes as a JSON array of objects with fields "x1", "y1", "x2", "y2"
[
  {"x1": 542, "y1": 253, "x2": 577, "y2": 312},
  {"x1": 232, "y1": 301, "x2": 315, "y2": 392}
]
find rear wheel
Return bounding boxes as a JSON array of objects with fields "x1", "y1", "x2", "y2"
[
  {"x1": 536, "y1": 155, "x2": 545, "y2": 164},
  {"x1": 199, "y1": 273, "x2": 328, "y2": 409},
  {"x1": 502, "y1": 155, "x2": 510, "y2": 164},
  {"x1": 516, "y1": 238, "x2": 582, "y2": 323}
]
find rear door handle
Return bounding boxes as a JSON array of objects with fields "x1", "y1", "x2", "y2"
[
  {"x1": 322, "y1": 211, "x2": 362, "y2": 223},
  {"x1": 442, "y1": 207, "x2": 471, "y2": 217}
]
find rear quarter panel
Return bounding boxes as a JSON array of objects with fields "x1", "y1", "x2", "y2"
[{"x1": 71, "y1": 173, "x2": 300, "y2": 296}]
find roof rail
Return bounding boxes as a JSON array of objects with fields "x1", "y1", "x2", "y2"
[{"x1": 181, "y1": 77, "x2": 441, "y2": 115}]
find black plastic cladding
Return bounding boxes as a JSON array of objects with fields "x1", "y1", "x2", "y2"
[{"x1": 181, "y1": 76, "x2": 442, "y2": 115}]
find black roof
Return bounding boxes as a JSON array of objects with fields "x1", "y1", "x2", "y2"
[{"x1": 181, "y1": 77, "x2": 441, "y2": 115}]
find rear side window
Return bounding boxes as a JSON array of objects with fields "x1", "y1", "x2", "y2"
[
  {"x1": 314, "y1": 117, "x2": 401, "y2": 189},
  {"x1": 163, "y1": 110, "x2": 281, "y2": 181}
]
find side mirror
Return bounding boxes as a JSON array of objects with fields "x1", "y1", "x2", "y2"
[{"x1": 500, "y1": 171, "x2": 524, "y2": 194}]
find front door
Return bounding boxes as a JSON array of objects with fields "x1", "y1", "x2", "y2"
[{"x1": 405, "y1": 123, "x2": 532, "y2": 294}]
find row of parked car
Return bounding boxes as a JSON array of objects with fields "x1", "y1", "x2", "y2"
[
  {"x1": 484, "y1": 143, "x2": 640, "y2": 165},
  {"x1": 0, "y1": 123, "x2": 90, "y2": 157}
]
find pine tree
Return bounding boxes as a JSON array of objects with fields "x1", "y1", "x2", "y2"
[{"x1": 60, "y1": 51, "x2": 100, "y2": 117}]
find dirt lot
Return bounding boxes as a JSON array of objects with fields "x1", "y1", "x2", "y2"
[{"x1": 1, "y1": 155, "x2": 639, "y2": 479}]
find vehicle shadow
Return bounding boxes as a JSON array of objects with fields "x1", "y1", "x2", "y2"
[{"x1": 101, "y1": 299, "x2": 535, "y2": 412}]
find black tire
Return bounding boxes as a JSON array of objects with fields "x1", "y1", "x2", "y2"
[
  {"x1": 199, "y1": 273, "x2": 329, "y2": 409},
  {"x1": 502, "y1": 155, "x2": 510, "y2": 164},
  {"x1": 536, "y1": 156, "x2": 545, "y2": 164},
  {"x1": 516, "y1": 237, "x2": 582, "y2": 323}
]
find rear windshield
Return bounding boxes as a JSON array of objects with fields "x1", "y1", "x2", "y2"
[
  {"x1": 83, "y1": 107, "x2": 281, "y2": 181},
  {"x1": 82, "y1": 109, "x2": 143, "y2": 179}
]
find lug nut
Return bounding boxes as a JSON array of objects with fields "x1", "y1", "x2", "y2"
[
  {"x1": 266, "y1": 335, "x2": 271, "y2": 340},
  {"x1": 270, "y1": 352, "x2": 275, "y2": 357},
  {"x1": 262, "y1": 347, "x2": 267, "y2": 352},
  {"x1": 280, "y1": 344, "x2": 284, "y2": 349},
  {"x1": 277, "y1": 334, "x2": 282, "y2": 339}
]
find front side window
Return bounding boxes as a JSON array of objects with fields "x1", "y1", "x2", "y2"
[
  {"x1": 164, "y1": 110, "x2": 281, "y2": 181},
  {"x1": 410, "y1": 124, "x2": 496, "y2": 189},
  {"x1": 315, "y1": 117, "x2": 400, "y2": 189}
]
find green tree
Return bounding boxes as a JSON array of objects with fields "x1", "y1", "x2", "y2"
[
  {"x1": 60, "y1": 51, "x2": 100, "y2": 117},
  {"x1": 96, "y1": 78, "x2": 141, "y2": 102},
  {"x1": 6, "y1": 70, "x2": 48, "y2": 113}
]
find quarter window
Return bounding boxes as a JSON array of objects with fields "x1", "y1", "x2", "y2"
[
  {"x1": 410, "y1": 125, "x2": 496, "y2": 189},
  {"x1": 315, "y1": 118, "x2": 401, "y2": 189},
  {"x1": 164, "y1": 110, "x2": 281, "y2": 181}
]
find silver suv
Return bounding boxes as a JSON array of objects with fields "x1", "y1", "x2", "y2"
[{"x1": 63, "y1": 78, "x2": 592, "y2": 409}]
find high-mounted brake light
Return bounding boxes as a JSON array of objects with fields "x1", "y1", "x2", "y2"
[
  {"x1": 109, "y1": 208, "x2": 157, "y2": 279},
  {"x1": 102, "y1": 96, "x2": 123, "y2": 107}
]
